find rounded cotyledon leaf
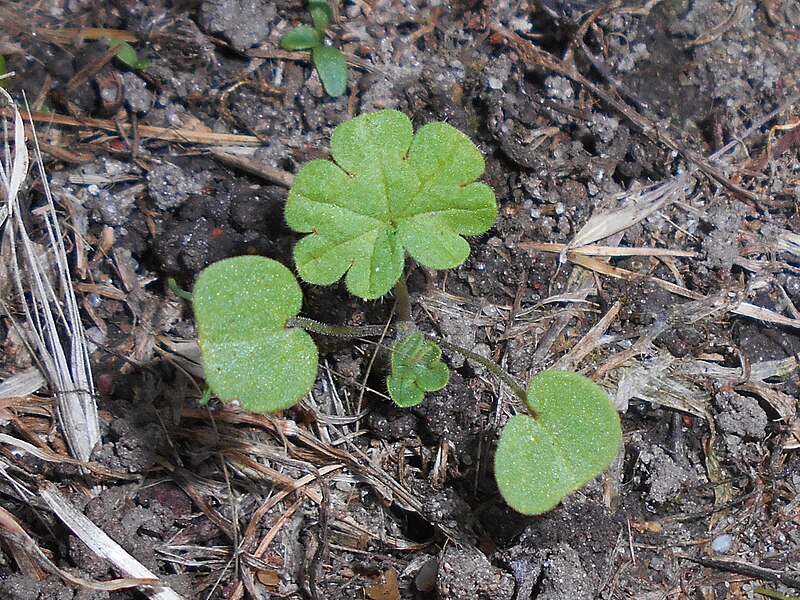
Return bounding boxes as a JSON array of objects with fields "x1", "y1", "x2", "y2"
[
  {"x1": 309, "y1": 0, "x2": 333, "y2": 33},
  {"x1": 312, "y1": 45, "x2": 347, "y2": 97},
  {"x1": 285, "y1": 110, "x2": 497, "y2": 299},
  {"x1": 494, "y1": 370, "x2": 621, "y2": 515},
  {"x1": 281, "y1": 26, "x2": 322, "y2": 50},
  {"x1": 192, "y1": 256, "x2": 318, "y2": 413}
]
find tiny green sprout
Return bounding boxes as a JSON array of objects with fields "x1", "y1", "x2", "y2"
[
  {"x1": 494, "y1": 371, "x2": 621, "y2": 515},
  {"x1": 109, "y1": 38, "x2": 150, "y2": 71},
  {"x1": 198, "y1": 387, "x2": 213, "y2": 406},
  {"x1": 754, "y1": 586, "x2": 800, "y2": 600},
  {"x1": 386, "y1": 332, "x2": 449, "y2": 407},
  {"x1": 0, "y1": 54, "x2": 8, "y2": 88},
  {"x1": 191, "y1": 256, "x2": 318, "y2": 413},
  {"x1": 281, "y1": 1, "x2": 347, "y2": 97},
  {"x1": 285, "y1": 110, "x2": 497, "y2": 299},
  {"x1": 167, "y1": 278, "x2": 192, "y2": 300}
]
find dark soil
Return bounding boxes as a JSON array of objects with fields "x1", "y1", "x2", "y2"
[{"x1": 0, "y1": 0, "x2": 799, "y2": 599}]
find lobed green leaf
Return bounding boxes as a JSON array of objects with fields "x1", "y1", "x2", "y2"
[
  {"x1": 285, "y1": 110, "x2": 497, "y2": 299},
  {"x1": 386, "y1": 333, "x2": 449, "y2": 407},
  {"x1": 494, "y1": 371, "x2": 621, "y2": 515},
  {"x1": 192, "y1": 256, "x2": 318, "y2": 413}
]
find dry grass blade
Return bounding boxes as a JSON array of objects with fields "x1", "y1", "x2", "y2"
[
  {"x1": 682, "y1": 356, "x2": 798, "y2": 419},
  {"x1": 209, "y1": 148, "x2": 295, "y2": 188},
  {"x1": 733, "y1": 302, "x2": 800, "y2": 329},
  {"x1": 553, "y1": 301, "x2": 621, "y2": 372},
  {"x1": 0, "y1": 107, "x2": 261, "y2": 146},
  {"x1": 0, "y1": 505, "x2": 45, "y2": 579},
  {"x1": 566, "y1": 174, "x2": 693, "y2": 251},
  {"x1": 0, "y1": 89, "x2": 100, "y2": 463},
  {"x1": 0, "y1": 433, "x2": 134, "y2": 480},
  {"x1": 39, "y1": 482, "x2": 186, "y2": 599},
  {"x1": 778, "y1": 230, "x2": 800, "y2": 257},
  {"x1": 570, "y1": 254, "x2": 800, "y2": 329},
  {"x1": 613, "y1": 353, "x2": 712, "y2": 418},
  {"x1": 0, "y1": 503, "x2": 169, "y2": 592},
  {"x1": 0, "y1": 367, "x2": 47, "y2": 399},
  {"x1": 155, "y1": 336, "x2": 204, "y2": 378},
  {"x1": 522, "y1": 242, "x2": 699, "y2": 258}
]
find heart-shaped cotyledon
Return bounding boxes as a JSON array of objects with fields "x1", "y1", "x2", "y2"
[{"x1": 494, "y1": 370, "x2": 621, "y2": 515}]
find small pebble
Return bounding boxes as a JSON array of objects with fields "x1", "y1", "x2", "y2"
[
  {"x1": 712, "y1": 534, "x2": 733, "y2": 553},
  {"x1": 335, "y1": 479, "x2": 352, "y2": 492},
  {"x1": 488, "y1": 77, "x2": 503, "y2": 90},
  {"x1": 96, "y1": 373, "x2": 115, "y2": 397},
  {"x1": 414, "y1": 557, "x2": 438, "y2": 592},
  {"x1": 87, "y1": 293, "x2": 103, "y2": 308}
]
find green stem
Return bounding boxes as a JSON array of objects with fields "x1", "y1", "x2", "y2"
[
  {"x1": 288, "y1": 316, "x2": 389, "y2": 338},
  {"x1": 755, "y1": 588, "x2": 800, "y2": 600},
  {"x1": 291, "y1": 314, "x2": 533, "y2": 416},
  {"x1": 433, "y1": 336, "x2": 532, "y2": 412},
  {"x1": 167, "y1": 278, "x2": 193, "y2": 300},
  {"x1": 394, "y1": 276, "x2": 411, "y2": 323},
  {"x1": 198, "y1": 387, "x2": 213, "y2": 405}
]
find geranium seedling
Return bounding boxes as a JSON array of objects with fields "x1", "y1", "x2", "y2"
[
  {"x1": 281, "y1": 0, "x2": 347, "y2": 97},
  {"x1": 494, "y1": 371, "x2": 621, "y2": 515},
  {"x1": 187, "y1": 110, "x2": 622, "y2": 517},
  {"x1": 285, "y1": 110, "x2": 497, "y2": 299},
  {"x1": 386, "y1": 332, "x2": 449, "y2": 407},
  {"x1": 192, "y1": 256, "x2": 318, "y2": 413}
]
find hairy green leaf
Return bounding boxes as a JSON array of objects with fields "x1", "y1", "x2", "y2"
[
  {"x1": 312, "y1": 45, "x2": 347, "y2": 97},
  {"x1": 309, "y1": 1, "x2": 333, "y2": 32},
  {"x1": 192, "y1": 256, "x2": 318, "y2": 413},
  {"x1": 494, "y1": 371, "x2": 621, "y2": 515},
  {"x1": 386, "y1": 332, "x2": 449, "y2": 407},
  {"x1": 285, "y1": 110, "x2": 497, "y2": 299},
  {"x1": 281, "y1": 26, "x2": 322, "y2": 50}
]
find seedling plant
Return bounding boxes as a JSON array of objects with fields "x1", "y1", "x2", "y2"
[
  {"x1": 281, "y1": 0, "x2": 347, "y2": 97},
  {"x1": 188, "y1": 110, "x2": 621, "y2": 515},
  {"x1": 0, "y1": 54, "x2": 8, "y2": 88},
  {"x1": 109, "y1": 38, "x2": 150, "y2": 71}
]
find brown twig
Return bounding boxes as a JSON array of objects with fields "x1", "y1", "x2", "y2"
[
  {"x1": 678, "y1": 555, "x2": 800, "y2": 588},
  {"x1": 0, "y1": 108, "x2": 262, "y2": 146}
]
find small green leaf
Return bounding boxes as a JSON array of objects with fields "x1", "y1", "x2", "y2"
[
  {"x1": 494, "y1": 371, "x2": 621, "y2": 515},
  {"x1": 309, "y1": 1, "x2": 333, "y2": 32},
  {"x1": 0, "y1": 54, "x2": 8, "y2": 88},
  {"x1": 110, "y1": 39, "x2": 150, "y2": 70},
  {"x1": 192, "y1": 256, "x2": 318, "y2": 413},
  {"x1": 285, "y1": 110, "x2": 497, "y2": 299},
  {"x1": 281, "y1": 26, "x2": 322, "y2": 50},
  {"x1": 386, "y1": 333, "x2": 449, "y2": 407},
  {"x1": 312, "y1": 45, "x2": 347, "y2": 97}
]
